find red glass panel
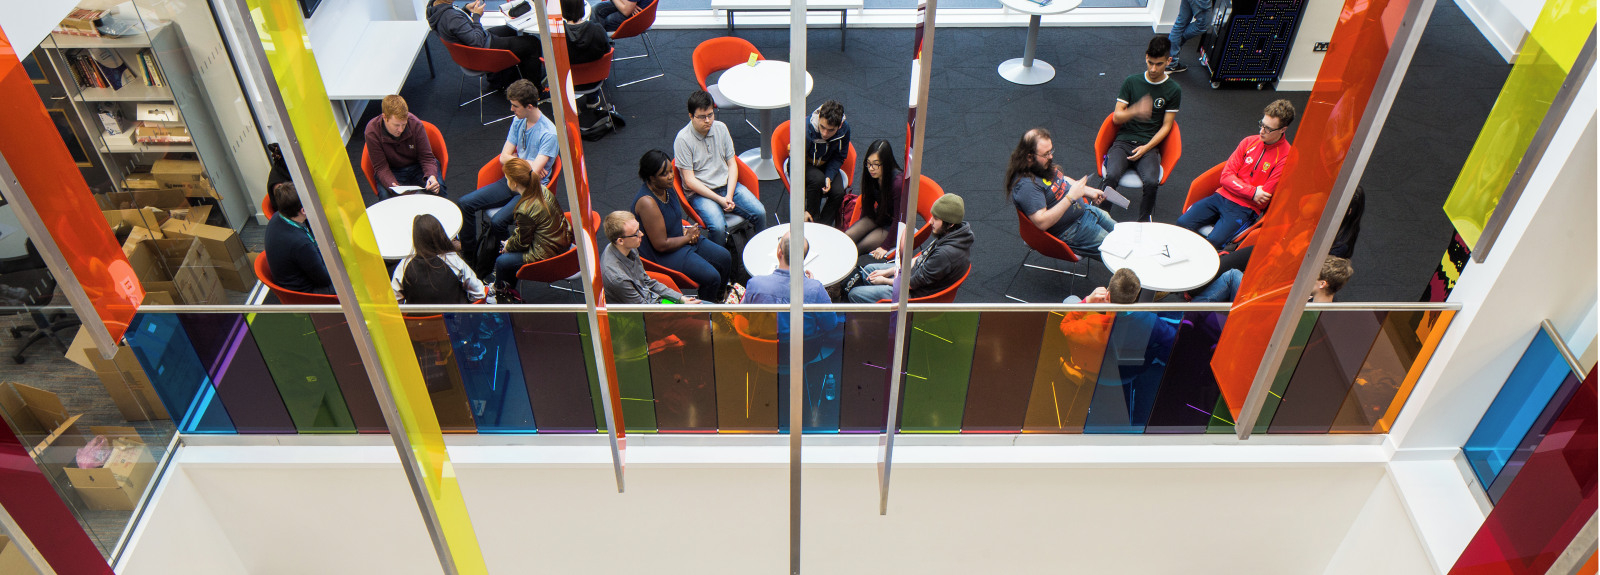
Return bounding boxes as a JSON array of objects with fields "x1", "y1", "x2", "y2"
[{"x1": 961, "y1": 312, "x2": 1048, "y2": 432}]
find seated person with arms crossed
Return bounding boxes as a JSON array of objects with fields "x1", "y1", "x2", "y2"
[
  {"x1": 633, "y1": 150, "x2": 733, "y2": 301},
  {"x1": 1176, "y1": 99, "x2": 1297, "y2": 249},
  {"x1": 459, "y1": 79, "x2": 561, "y2": 273},
  {"x1": 601, "y1": 211, "x2": 700, "y2": 304},
  {"x1": 675, "y1": 91, "x2": 767, "y2": 246},
  {"x1": 391, "y1": 214, "x2": 486, "y2": 304},
  {"x1": 492, "y1": 158, "x2": 575, "y2": 302},
  {"x1": 801, "y1": 101, "x2": 851, "y2": 226},
  {"x1": 426, "y1": 0, "x2": 546, "y2": 89},
  {"x1": 847, "y1": 194, "x2": 974, "y2": 303},
  {"x1": 593, "y1": 0, "x2": 652, "y2": 32},
  {"x1": 364, "y1": 95, "x2": 443, "y2": 198},
  {"x1": 1006, "y1": 128, "x2": 1117, "y2": 258},
  {"x1": 1108, "y1": 36, "x2": 1181, "y2": 222},
  {"x1": 845, "y1": 139, "x2": 906, "y2": 257},
  {"x1": 264, "y1": 182, "x2": 333, "y2": 295}
]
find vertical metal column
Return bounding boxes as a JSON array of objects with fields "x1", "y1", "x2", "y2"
[
  {"x1": 877, "y1": 0, "x2": 940, "y2": 515},
  {"x1": 787, "y1": 3, "x2": 807, "y2": 572},
  {"x1": 1233, "y1": 0, "x2": 1438, "y2": 438},
  {"x1": 531, "y1": 0, "x2": 626, "y2": 493}
]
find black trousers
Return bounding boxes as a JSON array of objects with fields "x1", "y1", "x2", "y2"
[
  {"x1": 1104, "y1": 139, "x2": 1163, "y2": 221},
  {"x1": 485, "y1": 26, "x2": 545, "y2": 85},
  {"x1": 804, "y1": 165, "x2": 845, "y2": 227}
]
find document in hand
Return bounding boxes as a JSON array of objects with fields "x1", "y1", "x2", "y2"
[
  {"x1": 1100, "y1": 186, "x2": 1131, "y2": 209},
  {"x1": 390, "y1": 186, "x2": 424, "y2": 194}
]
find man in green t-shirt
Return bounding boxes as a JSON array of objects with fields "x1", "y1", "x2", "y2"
[{"x1": 1109, "y1": 36, "x2": 1182, "y2": 222}]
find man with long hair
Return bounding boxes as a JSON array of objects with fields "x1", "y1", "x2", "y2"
[{"x1": 1005, "y1": 128, "x2": 1117, "y2": 258}]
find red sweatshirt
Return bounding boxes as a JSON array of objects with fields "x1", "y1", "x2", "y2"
[
  {"x1": 1218, "y1": 135, "x2": 1293, "y2": 214},
  {"x1": 363, "y1": 113, "x2": 441, "y2": 188}
]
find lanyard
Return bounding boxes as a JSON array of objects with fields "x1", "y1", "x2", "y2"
[{"x1": 280, "y1": 214, "x2": 317, "y2": 247}]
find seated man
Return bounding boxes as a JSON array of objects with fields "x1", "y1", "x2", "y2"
[
  {"x1": 675, "y1": 91, "x2": 767, "y2": 245},
  {"x1": 426, "y1": 0, "x2": 545, "y2": 88},
  {"x1": 263, "y1": 183, "x2": 333, "y2": 295},
  {"x1": 600, "y1": 211, "x2": 700, "y2": 304},
  {"x1": 363, "y1": 95, "x2": 443, "y2": 199},
  {"x1": 1006, "y1": 128, "x2": 1117, "y2": 258},
  {"x1": 1176, "y1": 99, "x2": 1297, "y2": 249},
  {"x1": 459, "y1": 80, "x2": 560, "y2": 272},
  {"x1": 1108, "y1": 36, "x2": 1181, "y2": 222},
  {"x1": 593, "y1": 0, "x2": 653, "y2": 32},
  {"x1": 848, "y1": 194, "x2": 974, "y2": 303},
  {"x1": 802, "y1": 101, "x2": 850, "y2": 226},
  {"x1": 562, "y1": 0, "x2": 613, "y2": 111},
  {"x1": 743, "y1": 232, "x2": 829, "y2": 305},
  {"x1": 1191, "y1": 255, "x2": 1352, "y2": 303}
]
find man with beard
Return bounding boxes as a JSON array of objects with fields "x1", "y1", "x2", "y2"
[{"x1": 1005, "y1": 128, "x2": 1117, "y2": 258}]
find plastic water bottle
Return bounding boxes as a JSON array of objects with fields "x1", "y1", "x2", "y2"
[{"x1": 823, "y1": 373, "x2": 837, "y2": 401}]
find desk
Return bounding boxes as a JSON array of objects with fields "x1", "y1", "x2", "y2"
[
  {"x1": 321, "y1": 21, "x2": 434, "y2": 123},
  {"x1": 743, "y1": 223, "x2": 857, "y2": 286},
  {"x1": 480, "y1": 0, "x2": 592, "y2": 32},
  {"x1": 996, "y1": 0, "x2": 1082, "y2": 85},
  {"x1": 711, "y1": 0, "x2": 862, "y2": 50},
  {"x1": 1098, "y1": 222, "x2": 1220, "y2": 292},
  {"x1": 717, "y1": 60, "x2": 814, "y2": 180},
  {"x1": 357, "y1": 195, "x2": 464, "y2": 260}
]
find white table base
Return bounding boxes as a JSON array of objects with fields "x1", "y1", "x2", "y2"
[
  {"x1": 999, "y1": 14, "x2": 1055, "y2": 85},
  {"x1": 741, "y1": 149, "x2": 779, "y2": 181}
]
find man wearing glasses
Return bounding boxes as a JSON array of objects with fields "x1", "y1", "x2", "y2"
[
  {"x1": 1176, "y1": 99, "x2": 1297, "y2": 249},
  {"x1": 675, "y1": 91, "x2": 768, "y2": 245},
  {"x1": 1005, "y1": 128, "x2": 1117, "y2": 258}
]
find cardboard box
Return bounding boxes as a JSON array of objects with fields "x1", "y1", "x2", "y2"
[
  {"x1": 212, "y1": 252, "x2": 258, "y2": 292},
  {"x1": 150, "y1": 158, "x2": 203, "y2": 186},
  {"x1": 30, "y1": 414, "x2": 83, "y2": 459},
  {"x1": 123, "y1": 172, "x2": 162, "y2": 190},
  {"x1": 167, "y1": 204, "x2": 211, "y2": 225},
  {"x1": 0, "y1": 535, "x2": 35, "y2": 573},
  {"x1": 160, "y1": 219, "x2": 246, "y2": 265},
  {"x1": 65, "y1": 330, "x2": 170, "y2": 422},
  {"x1": 0, "y1": 382, "x2": 70, "y2": 435},
  {"x1": 123, "y1": 237, "x2": 226, "y2": 305},
  {"x1": 64, "y1": 429, "x2": 157, "y2": 511},
  {"x1": 104, "y1": 207, "x2": 168, "y2": 238},
  {"x1": 133, "y1": 125, "x2": 192, "y2": 145},
  {"x1": 170, "y1": 178, "x2": 219, "y2": 200},
  {"x1": 103, "y1": 189, "x2": 190, "y2": 210}
]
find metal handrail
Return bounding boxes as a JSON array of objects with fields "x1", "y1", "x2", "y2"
[{"x1": 131, "y1": 301, "x2": 1461, "y2": 314}]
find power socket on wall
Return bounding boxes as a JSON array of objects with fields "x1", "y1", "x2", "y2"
[{"x1": 1313, "y1": 42, "x2": 1331, "y2": 52}]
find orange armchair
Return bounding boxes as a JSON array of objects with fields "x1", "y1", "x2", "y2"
[
  {"x1": 876, "y1": 264, "x2": 970, "y2": 304},
  {"x1": 609, "y1": 0, "x2": 664, "y2": 87},
  {"x1": 255, "y1": 252, "x2": 337, "y2": 304},
  {"x1": 361, "y1": 119, "x2": 449, "y2": 198},
  {"x1": 441, "y1": 41, "x2": 524, "y2": 125},
  {"x1": 1094, "y1": 113, "x2": 1182, "y2": 190},
  {"x1": 1004, "y1": 208, "x2": 1089, "y2": 303}
]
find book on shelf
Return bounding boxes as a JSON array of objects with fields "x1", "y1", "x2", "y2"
[
  {"x1": 55, "y1": 9, "x2": 107, "y2": 37},
  {"x1": 132, "y1": 122, "x2": 192, "y2": 145}
]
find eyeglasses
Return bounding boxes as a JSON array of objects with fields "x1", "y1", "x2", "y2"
[
  {"x1": 865, "y1": 160, "x2": 883, "y2": 169},
  {"x1": 692, "y1": 112, "x2": 716, "y2": 121},
  {"x1": 1258, "y1": 121, "x2": 1285, "y2": 133},
  {"x1": 625, "y1": 230, "x2": 645, "y2": 239},
  {"x1": 1035, "y1": 148, "x2": 1055, "y2": 158}
]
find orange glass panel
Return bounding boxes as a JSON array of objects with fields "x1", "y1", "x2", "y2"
[
  {"x1": 712, "y1": 312, "x2": 779, "y2": 432},
  {"x1": 1212, "y1": 0, "x2": 1418, "y2": 419},
  {"x1": 0, "y1": 29, "x2": 141, "y2": 342},
  {"x1": 1022, "y1": 311, "x2": 1112, "y2": 433},
  {"x1": 1333, "y1": 310, "x2": 1455, "y2": 433}
]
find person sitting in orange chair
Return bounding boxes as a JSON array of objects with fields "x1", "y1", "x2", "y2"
[
  {"x1": 263, "y1": 183, "x2": 332, "y2": 295},
  {"x1": 1006, "y1": 128, "x2": 1117, "y2": 258},
  {"x1": 427, "y1": 0, "x2": 545, "y2": 88},
  {"x1": 1108, "y1": 36, "x2": 1182, "y2": 222},
  {"x1": 1177, "y1": 99, "x2": 1296, "y2": 249},
  {"x1": 363, "y1": 95, "x2": 442, "y2": 199},
  {"x1": 846, "y1": 194, "x2": 973, "y2": 303},
  {"x1": 593, "y1": 0, "x2": 653, "y2": 32}
]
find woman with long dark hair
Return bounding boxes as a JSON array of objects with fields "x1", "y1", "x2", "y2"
[
  {"x1": 391, "y1": 214, "x2": 486, "y2": 304},
  {"x1": 844, "y1": 139, "x2": 907, "y2": 257},
  {"x1": 494, "y1": 158, "x2": 575, "y2": 303},
  {"x1": 631, "y1": 149, "x2": 732, "y2": 300}
]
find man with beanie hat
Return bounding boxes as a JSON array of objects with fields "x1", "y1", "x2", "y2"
[{"x1": 848, "y1": 193, "x2": 975, "y2": 303}]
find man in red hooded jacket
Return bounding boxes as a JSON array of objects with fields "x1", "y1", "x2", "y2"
[{"x1": 1177, "y1": 99, "x2": 1297, "y2": 249}]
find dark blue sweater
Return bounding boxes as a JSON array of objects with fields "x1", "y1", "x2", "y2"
[{"x1": 264, "y1": 215, "x2": 332, "y2": 294}]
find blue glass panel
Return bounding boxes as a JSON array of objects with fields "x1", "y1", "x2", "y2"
[
  {"x1": 1084, "y1": 311, "x2": 1180, "y2": 434},
  {"x1": 777, "y1": 311, "x2": 845, "y2": 433},
  {"x1": 1463, "y1": 328, "x2": 1576, "y2": 491},
  {"x1": 445, "y1": 313, "x2": 536, "y2": 433},
  {"x1": 125, "y1": 314, "x2": 235, "y2": 433}
]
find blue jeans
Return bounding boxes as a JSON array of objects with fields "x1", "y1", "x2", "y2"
[
  {"x1": 458, "y1": 178, "x2": 518, "y2": 252},
  {"x1": 1177, "y1": 194, "x2": 1258, "y2": 249},
  {"x1": 1168, "y1": 0, "x2": 1212, "y2": 59},
  {"x1": 847, "y1": 262, "x2": 895, "y2": 303},
  {"x1": 688, "y1": 183, "x2": 766, "y2": 245},
  {"x1": 494, "y1": 252, "x2": 529, "y2": 288},
  {"x1": 1059, "y1": 205, "x2": 1118, "y2": 259},
  {"x1": 1191, "y1": 268, "x2": 1242, "y2": 303}
]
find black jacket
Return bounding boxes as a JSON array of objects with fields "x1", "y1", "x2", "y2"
[
  {"x1": 804, "y1": 116, "x2": 851, "y2": 178},
  {"x1": 427, "y1": 3, "x2": 490, "y2": 48},
  {"x1": 566, "y1": 19, "x2": 610, "y2": 64},
  {"x1": 908, "y1": 221, "x2": 973, "y2": 298},
  {"x1": 264, "y1": 215, "x2": 332, "y2": 294}
]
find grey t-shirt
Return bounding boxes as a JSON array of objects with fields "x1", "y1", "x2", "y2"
[
  {"x1": 1010, "y1": 166, "x2": 1083, "y2": 239},
  {"x1": 673, "y1": 121, "x2": 736, "y2": 189}
]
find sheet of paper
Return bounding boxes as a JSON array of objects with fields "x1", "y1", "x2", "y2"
[
  {"x1": 390, "y1": 185, "x2": 424, "y2": 194},
  {"x1": 1101, "y1": 186, "x2": 1131, "y2": 209}
]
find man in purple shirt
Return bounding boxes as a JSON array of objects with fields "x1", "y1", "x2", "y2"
[{"x1": 363, "y1": 95, "x2": 443, "y2": 199}]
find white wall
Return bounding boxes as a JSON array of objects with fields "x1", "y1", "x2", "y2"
[
  {"x1": 1322, "y1": 473, "x2": 1436, "y2": 574},
  {"x1": 1453, "y1": 0, "x2": 1543, "y2": 62},
  {"x1": 118, "y1": 466, "x2": 249, "y2": 575},
  {"x1": 1278, "y1": 0, "x2": 1342, "y2": 91}
]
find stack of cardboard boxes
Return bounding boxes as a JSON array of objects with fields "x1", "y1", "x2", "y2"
[
  {"x1": 0, "y1": 382, "x2": 158, "y2": 512},
  {"x1": 101, "y1": 167, "x2": 257, "y2": 301}
]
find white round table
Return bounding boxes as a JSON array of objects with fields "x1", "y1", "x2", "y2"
[
  {"x1": 356, "y1": 194, "x2": 464, "y2": 260},
  {"x1": 1098, "y1": 222, "x2": 1220, "y2": 292},
  {"x1": 716, "y1": 60, "x2": 815, "y2": 180},
  {"x1": 997, "y1": 0, "x2": 1083, "y2": 85},
  {"x1": 742, "y1": 223, "x2": 857, "y2": 286}
]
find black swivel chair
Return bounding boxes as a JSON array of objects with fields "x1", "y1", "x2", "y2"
[{"x1": 1, "y1": 240, "x2": 79, "y2": 364}]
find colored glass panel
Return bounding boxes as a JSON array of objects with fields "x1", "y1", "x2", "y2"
[
  {"x1": 1084, "y1": 311, "x2": 1181, "y2": 434},
  {"x1": 1267, "y1": 311, "x2": 1386, "y2": 434},
  {"x1": 309, "y1": 314, "x2": 389, "y2": 433},
  {"x1": 0, "y1": 26, "x2": 139, "y2": 347},
  {"x1": 0, "y1": 404, "x2": 112, "y2": 573},
  {"x1": 1206, "y1": 396, "x2": 1236, "y2": 434},
  {"x1": 898, "y1": 311, "x2": 979, "y2": 433},
  {"x1": 1449, "y1": 371, "x2": 1595, "y2": 575},
  {"x1": 961, "y1": 312, "x2": 1048, "y2": 433},
  {"x1": 839, "y1": 312, "x2": 893, "y2": 433},
  {"x1": 777, "y1": 312, "x2": 847, "y2": 433},
  {"x1": 177, "y1": 314, "x2": 296, "y2": 434},
  {"x1": 510, "y1": 313, "x2": 597, "y2": 432},
  {"x1": 1375, "y1": 310, "x2": 1455, "y2": 432},
  {"x1": 1146, "y1": 312, "x2": 1227, "y2": 434},
  {"x1": 1441, "y1": 0, "x2": 1596, "y2": 246},
  {"x1": 712, "y1": 312, "x2": 779, "y2": 432},
  {"x1": 644, "y1": 312, "x2": 719, "y2": 432},
  {"x1": 1213, "y1": 0, "x2": 1419, "y2": 418},
  {"x1": 125, "y1": 314, "x2": 234, "y2": 433},
  {"x1": 1488, "y1": 372, "x2": 1583, "y2": 503},
  {"x1": 402, "y1": 315, "x2": 478, "y2": 433},
  {"x1": 1463, "y1": 328, "x2": 1578, "y2": 491},
  {"x1": 608, "y1": 313, "x2": 657, "y2": 432},
  {"x1": 1330, "y1": 310, "x2": 1440, "y2": 433},
  {"x1": 1023, "y1": 311, "x2": 1113, "y2": 433},
  {"x1": 445, "y1": 313, "x2": 536, "y2": 433},
  {"x1": 578, "y1": 317, "x2": 607, "y2": 432},
  {"x1": 243, "y1": 313, "x2": 356, "y2": 433},
  {"x1": 1254, "y1": 311, "x2": 1320, "y2": 435}
]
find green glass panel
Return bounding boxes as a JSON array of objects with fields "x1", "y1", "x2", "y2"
[
  {"x1": 246, "y1": 313, "x2": 356, "y2": 433},
  {"x1": 898, "y1": 311, "x2": 980, "y2": 433},
  {"x1": 1206, "y1": 396, "x2": 1236, "y2": 434},
  {"x1": 608, "y1": 313, "x2": 656, "y2": 432},
  {"x1": 1253, "y1": 311, "x2": 1320, "y2": 435},
  {"x1": 579, "y1": 315, "x2": 606, "y2": 432}
]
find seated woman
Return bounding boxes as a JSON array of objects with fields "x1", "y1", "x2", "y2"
[
  {"x1": 631, "y1": 150, "x2": 732, "y2": 301},
  {"x1": 493, "y1": 158, "x2": 575, "y2": 303},
  {"x1": 843, "y1": 139, "x2": 906, "y2": 257},
  {"x1": 426, "y1": 0, "x2": 544, "y2": 88},
  {"x1": 391, "y1": 214, "x2": 486, "y2": 304},
  {"x1": 601, "y1": 211, "x2": 699, "y2": 304}
]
